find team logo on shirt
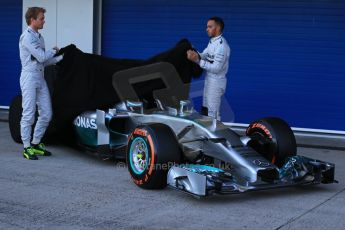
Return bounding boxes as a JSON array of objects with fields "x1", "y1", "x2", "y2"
[{"x1": 206, "y1": 54, "x2": 215, "y2": 59}]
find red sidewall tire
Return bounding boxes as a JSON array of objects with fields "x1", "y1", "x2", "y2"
[
  {"x1": 127, "y1": 123, "x2": 181, "y2": 189},
  {"x1": 246, "y1": 117, "x2": 297, "y2": 167}
]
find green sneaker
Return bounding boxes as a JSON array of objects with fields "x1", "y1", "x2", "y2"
[
  {"x1": 23, "y1": 147, "x2": 38, "y2": 160},
  {"x1": 32, "y1": 143, "x2": 52, "y2": 156}
]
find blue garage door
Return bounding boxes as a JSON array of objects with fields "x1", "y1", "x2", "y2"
[
  {"x1": 0, "y1": 0, "x2": 22, "y2": 107},
  {"x1": 102, "y1": 0, "x2": 345, "y2": 131}
]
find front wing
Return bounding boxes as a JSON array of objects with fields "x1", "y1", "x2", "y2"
[{"x1": 167, "y1": 156, "x2": 336, "y2": 197}]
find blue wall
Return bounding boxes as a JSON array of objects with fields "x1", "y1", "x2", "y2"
[
  {"x1": 0, "y1": 0, "x2": 22, "y2": 106},
  {"x1": 102, "y1": 0, "x2": 345, "y2": 131}
]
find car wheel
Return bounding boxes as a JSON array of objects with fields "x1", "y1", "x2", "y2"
[
  {"x1": 8, "y1": 95, "x2": 22, "y2": 143},
  {"x1": 246, "y1": 117, "x2": 296, "y2": 167},
  {"x1": 8, "y1": 95, "x2": 56, "y2": 144},
  {"x1": 127, "y1": 123, "x2": 181, "y2": 189}
]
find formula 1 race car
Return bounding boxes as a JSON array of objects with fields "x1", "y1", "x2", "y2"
[{"x1": 72, "y1": 62, "x2": 336, "y2": 197}]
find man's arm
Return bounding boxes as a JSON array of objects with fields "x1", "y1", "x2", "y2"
[
  {"x1": 22, "y1": 35, "x2": 56, "y2": 63},
  {"x1": 198, "y1": 47, "x2": 208, "y2": 60},
  {"x1": 199, "y1": 45, "x2": 228, "y2": 74},
  {"x1": 43, "y1": 55, "x2": 63, "y2": 67}
]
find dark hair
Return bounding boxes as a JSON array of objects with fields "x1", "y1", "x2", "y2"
[
  {"x1": 25, "y1": 7, "x2": 46, "y2": 25},
  {"x1": 208, "y1": 17, "x2": 225, "y2": 32}
]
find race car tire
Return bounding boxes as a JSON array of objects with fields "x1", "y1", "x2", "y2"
[
  {"x1": 8, "y1": 95, "x2": 56, "y2": 144},
  {"x1": 127, "y1": 123, "x2": 182, "y2": 189},
  {"x1": 8, "y1": 95, "x2": 22, "y2": 143},
  {"x1": 246, "y1": 117, "x2": 297, "y2": 168}
]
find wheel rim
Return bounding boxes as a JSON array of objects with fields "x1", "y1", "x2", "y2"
[
  {"x1": 249, "y1": 131, "x2": 276, "y2": 164},
  {"x1": 129, "y1": 137, "x2": 149, "y2": 175}
]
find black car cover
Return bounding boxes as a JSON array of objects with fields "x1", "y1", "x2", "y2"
[{"x1": 51, "y1": 39, "x2": 202, "y2": 139}]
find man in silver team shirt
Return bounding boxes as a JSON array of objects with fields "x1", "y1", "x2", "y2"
[
  {"x1": 19, "y1": 7, "x2": 63, "y2": 160},
  {"x1": 187, "y1": 17, "x2": 230, "y2": 120}
]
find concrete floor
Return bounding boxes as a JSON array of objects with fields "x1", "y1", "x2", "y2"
[{"x1": 0, "y1": 121, "x2": 344, "y2": 230}]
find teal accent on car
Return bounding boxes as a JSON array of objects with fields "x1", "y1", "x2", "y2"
[
  {"x1": 181, "y1": 164, "x2": 224, "y2": 173},
  {"x1": 74, "y1": 125, "x2": 98, "y2": 147},
  {"x1": 129, "y1": 137, "x2": 149, "y2": 175}
]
